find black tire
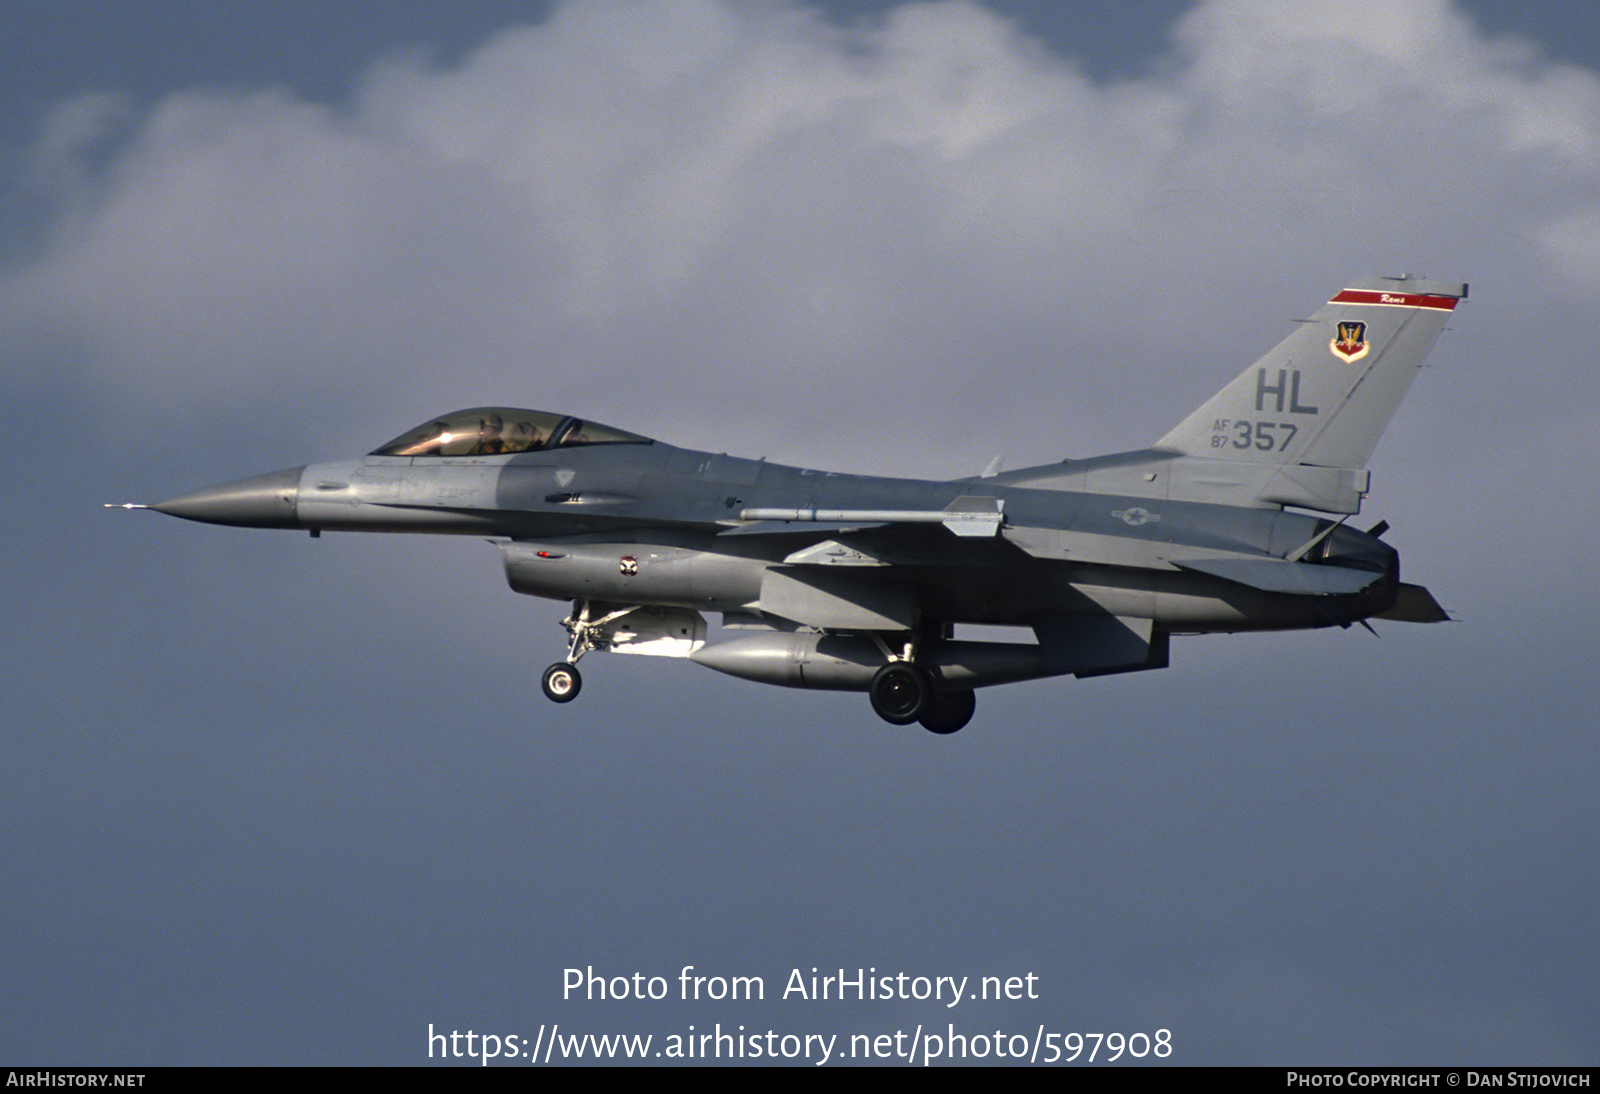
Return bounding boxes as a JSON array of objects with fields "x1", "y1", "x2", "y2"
[
  {"x1": 541, "y1": 662, "x2": 582, "y2": 703},
  {"x1": 869, "y1": 662, "x2": 929, "y2": 725},
  {"x1": 918, "y1": 689, "x2": 976, "y2": 734}
]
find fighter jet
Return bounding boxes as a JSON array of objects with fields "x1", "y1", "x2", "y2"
[{"x1": 133, "y1": 275, "x2": 1462, "y2": 733}]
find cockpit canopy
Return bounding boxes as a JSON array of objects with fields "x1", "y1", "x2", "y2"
[{"x1": 370, "y1": 407, "x2": 653, "y2": 458}]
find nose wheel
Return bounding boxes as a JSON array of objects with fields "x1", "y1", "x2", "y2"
[{"x1": 541, "y1": 662, "x2": 582, "y2": 702}]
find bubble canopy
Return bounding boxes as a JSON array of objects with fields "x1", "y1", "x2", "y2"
[{"x1": 370, "y1": 407, "x2": 653, "y2": 458}]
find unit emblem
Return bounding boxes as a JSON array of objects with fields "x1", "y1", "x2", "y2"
[{"x1": 1330, "y1": 321, "x2": 1369, "y2": 363}]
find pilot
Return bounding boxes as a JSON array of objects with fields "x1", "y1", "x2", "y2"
[
  {"x1": 474, "y1": 413, "x2": 506, "y2": 455},
  {"x1": 506, "y1": 419, "x2": 545, "y2": 453}
]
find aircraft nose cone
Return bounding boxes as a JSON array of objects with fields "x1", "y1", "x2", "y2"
[{"x1": 153, "y1": 466, "x2": 305, "y2": 528}]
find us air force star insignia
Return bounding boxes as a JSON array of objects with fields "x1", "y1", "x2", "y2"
[
  {"x1": 1330, "y1": 320, "x2": 1369, "y2": 363},
  {"x1": 1113, "y1": 507, "x2": 1160, "y2": 526},
  {"x1": 619, "y1": 555, "x2": 639, "y2": 576}
]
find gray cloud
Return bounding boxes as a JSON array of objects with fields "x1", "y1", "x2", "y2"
[{"x1": 11, "y1": 0, "x2": 1598, "y2": 469}]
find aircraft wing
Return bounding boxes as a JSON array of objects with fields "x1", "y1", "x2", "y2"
[{"x1": 730, "y1": 503, "x2": 1385, "y2": 599}]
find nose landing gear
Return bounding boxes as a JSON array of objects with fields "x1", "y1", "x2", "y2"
[
  {"x1": 541, "y1": 661, "x2": 582, "y2": 702},
  {"x1": 539, "y1": 600, "x2": 633, "y2": 704}
]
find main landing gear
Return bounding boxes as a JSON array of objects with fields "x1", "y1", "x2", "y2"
[
  {"x1": 917, "y1": 688, "x2": 977, "y2": 735},
  {"x1": 867, "y1": 662, "x2": 976, "y2": 734},
  {"x1": 868, "y1": 663, "x2": 927, "y2": 725}
]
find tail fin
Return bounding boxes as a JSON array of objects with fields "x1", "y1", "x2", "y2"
[
  {"x1": 1158, "y1": 275, "x2": 1466, "y2": 469},
  {"x1": 992, "y1": 276, "x2": 1465, "y2": 514}
]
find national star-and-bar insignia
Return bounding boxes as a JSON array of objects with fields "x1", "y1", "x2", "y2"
[{"x1": 1330, "y1": 320, "x2": 1369, "y2": 362}]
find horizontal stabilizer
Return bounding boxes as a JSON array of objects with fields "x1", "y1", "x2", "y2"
[
  {"x1": 1375, "y1": 583, "x2": 1449, "y2": 623},
  {"x1": 1172, "y1": 557, "x2": 1381, "y2": 596}
]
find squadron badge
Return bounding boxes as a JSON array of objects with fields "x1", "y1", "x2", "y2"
[{"x1": 1330, "y1": 320, "x2": 1369, "y2": 363}]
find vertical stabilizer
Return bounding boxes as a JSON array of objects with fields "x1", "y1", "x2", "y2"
[{"x1": 1156, "y1": 276, "x2": 1466, "y2": 471}]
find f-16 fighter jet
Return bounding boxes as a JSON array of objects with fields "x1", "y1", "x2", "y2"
[{"x1": 135, "y1": 276, "x2": 1462, "y2": 734}]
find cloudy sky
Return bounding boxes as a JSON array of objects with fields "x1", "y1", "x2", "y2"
[{"x1": 4, "y1": 0, "x2": 1597, "y2": 1066}]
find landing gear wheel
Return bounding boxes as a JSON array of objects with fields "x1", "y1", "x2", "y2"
[
  {"x1": 541, "y1": 662, "x2": 582, "y2": 703},
  {"x1": 918, "y1": 689, "x2": 976, "y2": 735},
  {"x1": 869, "y1": 663, "x2": 930, "y2": 725}
]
